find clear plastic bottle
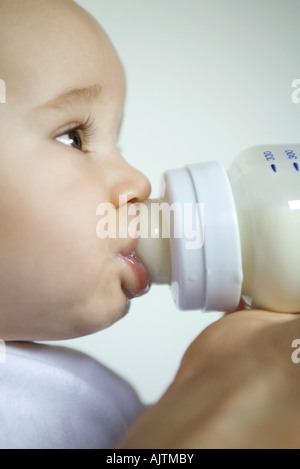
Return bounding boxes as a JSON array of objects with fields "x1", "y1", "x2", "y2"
[{"x1": 136, "y1": 144, "x2": 300, "y2": 313}]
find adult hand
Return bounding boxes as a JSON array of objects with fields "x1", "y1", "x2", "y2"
[{"x1": 119, "y1": 310, "x2": 300, "y2": 448}]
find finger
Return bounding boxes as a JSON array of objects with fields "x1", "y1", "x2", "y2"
[{"x1": 177, "y1": 309, "x2": 299, "y2": 380}]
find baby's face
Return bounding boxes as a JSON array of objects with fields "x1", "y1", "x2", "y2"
[{"x1": 0, "y1": 0, "x2": 151, "y2": 340}]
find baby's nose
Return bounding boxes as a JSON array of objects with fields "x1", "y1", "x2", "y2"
[{"x1": 109, "y1": 159, "x2": 151, "y2": 207}]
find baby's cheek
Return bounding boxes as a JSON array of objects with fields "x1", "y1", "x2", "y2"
[
  {"x1": 37, "y1": 226, "x2": 105, "y2": 299},
  {"x1": 0, "y1": 198, "x2": 123, "y2": 339}
]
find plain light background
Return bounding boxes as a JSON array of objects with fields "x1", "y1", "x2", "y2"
[{"x1": 48, "y1": 0, "x2": 300, "y2": 404}]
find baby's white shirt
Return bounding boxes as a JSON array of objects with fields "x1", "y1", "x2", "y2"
[{"x1": 0, "y1": 341, "x2": 144, "y2": 449}]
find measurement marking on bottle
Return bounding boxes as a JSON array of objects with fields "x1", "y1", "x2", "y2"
[
  {"x1": 263, "y1": 151, "x2": 277, "y2": 173},
  {"x1": 285, "y1": 150, "x2": 299, "y2": 172},
  {"x1": 271, "y1": 163, "x2": 277, "y2": 173}
]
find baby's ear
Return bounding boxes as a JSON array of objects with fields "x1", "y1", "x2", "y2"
[{"x1": 0, "y1": 79, "x2": 6, "y2": 104}]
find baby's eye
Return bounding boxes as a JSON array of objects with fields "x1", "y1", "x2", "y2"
[
  {"x1": 54, "y1": 116, "x2": 96, "y2": 153},
  {"x1": 55, "y1": 129, "x2": 82, "y2": 151}
]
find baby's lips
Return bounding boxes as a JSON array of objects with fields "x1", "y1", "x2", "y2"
[
  {"x1": 127, "y1": 251, "x2": 151, "y2": 297},
  {"x1": 118, "y1": 250, "x2": 151, "y2": 299}
]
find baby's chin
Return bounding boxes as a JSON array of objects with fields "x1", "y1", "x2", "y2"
[
  {"x1": 0, "y1": 301, "x2": 130, "y2": 342},
  {"x1": 96, "y1": 298, "x2": 131, "y2": 332},
  {"x1": 66, "y1": 295, "x2": 132, "y2": 340}
]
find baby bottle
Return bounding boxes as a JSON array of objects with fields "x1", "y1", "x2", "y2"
[{"x1": 136, "y1": 144, "x2": 300, "y2": 313}]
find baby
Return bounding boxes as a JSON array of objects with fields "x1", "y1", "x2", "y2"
[{"x1": 0, "y1": 0, "x2": 151, "y2": 448}]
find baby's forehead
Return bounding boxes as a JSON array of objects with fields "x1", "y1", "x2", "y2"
[
  {"x1": 0, "y1": 0, "x2": 111, "y2": 70},
  {"x1": 0, "y1": 0, "x2": 82, "y2": 19},
  {"x1": 0, "y1": 0, "x2": 124, "y2": 107},
  {"x1": 0, "y1": 0, "x2": 103, "y2": 48}
]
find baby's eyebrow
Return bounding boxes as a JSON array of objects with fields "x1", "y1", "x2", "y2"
[{"x1": 35, "y1": 84, "x2": 102, "y2": 110}]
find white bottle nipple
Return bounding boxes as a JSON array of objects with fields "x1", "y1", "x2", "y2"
[
  {"x1": 136, "y1": 162, "x2": 243, "y2": 312},
  {"x1": 135, "y1": 199, "x2": 172, "y2": 285}
]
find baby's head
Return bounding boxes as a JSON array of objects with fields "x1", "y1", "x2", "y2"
[{"x1": 0, "y1": 0, "x2": 151, "y2": 340}]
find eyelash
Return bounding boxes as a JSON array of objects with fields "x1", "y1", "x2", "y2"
[
  {"x1": 55, "y1": 115, "x2": 96, "y2": 152},
  {"x1": 77, "y1": 115, "x2": 96, "y2": 141}
]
